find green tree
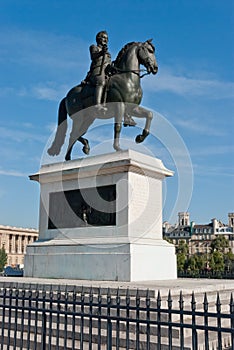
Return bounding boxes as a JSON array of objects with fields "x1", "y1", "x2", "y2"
[
  {"x1": 224, "y1": 250, "x2": 234, "y2": 272},
  {"x1": 209, "y1": 251, "x2": 225, "y2": 272},
  {"x1": 186, "y1": 254, "x2": 207, "y2": 275},
  {"x1": 186, "y1": 255, "x2": 198, "y2": 272},
  {"x1": 176, "y1": 240, "x2": 189, "y2": 273},
  {"x1": 177, "y1": 253, "x2": 187, "y2": 272},
  {"x1": 0, "y1": 247, "x2": 7, "y2": 272},
  {"x1": 210, "y1": 235, "x2": 229, "y2": 253},
  {"x1": 195, "y1": 254, "x2": 206, "y2": 270},
  {"x1": 164, "y1": 236, "x2": 173, "y2": 244},
  {"x1": 176, "y1": 240, "x2": 189, "y2": 255}
]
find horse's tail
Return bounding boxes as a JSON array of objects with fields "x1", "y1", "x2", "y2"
[{"x1": 47, "y1": 97, "x2": 68, "y2": 156}]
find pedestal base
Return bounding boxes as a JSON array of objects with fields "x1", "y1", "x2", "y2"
[
  {"x1": 25, "y1": 150, "x2": 177, "y2": 281},
  {"x1": 25, "y1": 238, "x2": 177, "y2": 281}
]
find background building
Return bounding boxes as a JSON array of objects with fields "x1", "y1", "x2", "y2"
[
  {"x1": 0, "y1": 225, "x2": 38, "y2": 267},
  {"x1": 163, "y1": 213, "x2": 234, "y2": 255}
]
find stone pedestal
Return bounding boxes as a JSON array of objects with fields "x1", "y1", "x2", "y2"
[{"x1": 24, "y1": 150, "x2": 177, "y2": 281}]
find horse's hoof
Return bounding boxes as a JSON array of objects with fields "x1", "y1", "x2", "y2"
[
  {"x1": 113, "y1": 145, "x2": 122, "y2": 152},
  {"x1": 65, "y1": 153, "x2": 71, "y2": 161},
  {"x1": 135, "y1": 130, "x2": 149, "y2": 143},
  {"x1": 135, "y1": 135, "x2": 144, "y2": 143},
  {"x1": 82, "y1": 146, "x2": 90, "y2": 155}
]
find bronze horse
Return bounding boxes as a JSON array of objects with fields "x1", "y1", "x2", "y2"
[{"x1": 48, "y1": 40, "x2": 158, "y2": 160}]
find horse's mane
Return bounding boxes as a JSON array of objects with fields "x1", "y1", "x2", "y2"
[{"x1": 114, "y1": 42, "x2": 139, "y2": 67}]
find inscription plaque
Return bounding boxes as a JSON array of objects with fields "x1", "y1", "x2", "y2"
[{"x1": 48, "y1": 185, "x2": 116, "y2": 229}]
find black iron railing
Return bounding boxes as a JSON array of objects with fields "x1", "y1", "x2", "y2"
[
  {"x1": 0, "y1": 285, "x2": 233, "y2": 349},
  {"x1": 178, "y1": 271, "x2": 234, "y2": 279}
]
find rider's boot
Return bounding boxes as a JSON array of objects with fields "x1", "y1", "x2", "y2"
[{"x1": 95, "y1": 85, "x2": 107, "y2": 111}]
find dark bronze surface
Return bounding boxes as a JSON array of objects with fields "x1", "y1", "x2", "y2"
[
  {"x1": 48, "y1": 185, "x2": 116, "y2": 229},
  {"x1": 48, "y1": 33, "x2": 158, "y2": 160}
]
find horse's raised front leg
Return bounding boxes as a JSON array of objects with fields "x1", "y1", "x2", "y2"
[{"x1": 132, "y1": 106, "x2": 153, "y2": 143}]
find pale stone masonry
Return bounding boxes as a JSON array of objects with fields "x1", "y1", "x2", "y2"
[
  {"x1": 24, "y1": 150, "x2": 177, "y2": 281},
  {"x1": 0, "y1": 225, "x2": 38, "y2": 266}
]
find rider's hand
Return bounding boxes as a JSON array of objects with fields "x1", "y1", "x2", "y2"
[{"x1": 102, "y1": 44, "x2": 108, "y2": 53}]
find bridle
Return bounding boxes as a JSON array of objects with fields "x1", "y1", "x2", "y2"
[{"x1": 113, "y1": 42, "x2": 155, "y2": 78}]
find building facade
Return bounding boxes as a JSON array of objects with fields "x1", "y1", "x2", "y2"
[
  {"x1": 163, "y1": 212, "x2": 234, "y2": 255},
  {"x1": 0, "y1": 225, "x2": 38, "y2": 267}
]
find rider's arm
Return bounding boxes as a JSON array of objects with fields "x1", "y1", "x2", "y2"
[{"x1": 90, "y1": 45, "x2": 105, "y2": 61}]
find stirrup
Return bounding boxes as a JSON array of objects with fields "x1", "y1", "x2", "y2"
[{"x1": 95, "y1": 104, "x2": 107, "y2": 112}]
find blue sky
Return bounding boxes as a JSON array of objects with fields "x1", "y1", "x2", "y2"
[{"x1": 0, "y1": 0, "x2": 233, "y2": 229}]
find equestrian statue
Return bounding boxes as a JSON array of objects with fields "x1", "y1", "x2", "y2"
[{"x1": 48, "y1": 31, "x2": 158, "y2": 160}]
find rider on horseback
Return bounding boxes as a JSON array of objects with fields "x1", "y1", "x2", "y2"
[
  {"x1": 82, "y1": 31, "x2": 136, "y2": 126},
  {"x1": 82, "y1": 31, "x2": 111, "y2": 111}
]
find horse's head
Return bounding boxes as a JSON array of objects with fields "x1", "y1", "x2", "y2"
[{"x1": 138, "y1": 40, "x2": 158, "y2": 75}]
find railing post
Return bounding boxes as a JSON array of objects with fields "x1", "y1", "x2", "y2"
[
  {"x1": 179, "y1": 291, "x2": 184, "y2": 350},
  {"x1": 107, "y1": 288, "x2": 112, "y2": 350},
  {"x1": 41, "y1": 311, "x2": 47, "y2": 350},
  {"x1": 0, "y1": 287, "x2": 7, "y2": 350},
  {"x1": 146, "y1": 289, "x2": 151, "y2": 350},
  {"x1": 203, "y1": 293, "x2": 209, "y2": 350},
  {"x1": 34, "y1": 286, "x2": 39, "y2": 350},
  {"x1": 7, "y1": 288, "x2": 13, "y2": 349},
  {"x1": 157, "y1": 290, "x2": 161, "y2": 350},
  {"x1": 97, "y1": 288, "x2": 102, "y2": 350},
  {"x1": 72, "y1": 286, "x2": 77, "y2": 350},
  {"x1": 41, "y1": 288, "x2": 47, "y2": 350},
  {"x1": 89, "y1": 286, "x2": 93, "y2": 350},
  {"x1": 27, "y1": 287, "x2": 33, "y2": 350},
  {"x1": 167, "y1": 290, "x2": 172, "y2": 350},
  {"x1": 107, "y1": 320, "x2": 112, "y2": 350},
  {"x1": 63, "y1": 285, "x2": 68, "y2": 350},
  {"x1": 116, "y1": 288, "x2": 120, "y2": 350},
  {"x1": 13, "y1": 288, "x2": 19, "y2": 349},
  {"x1": 55, "y1": 286, "x2": 61, "y2": 350},
  {"x1": 191, "y1": 292, "x2": 197, "y2": 350},
  {"x1": 216, "y1": 293, "x2": 222, "y2": 350},
  {"x1": 230, "y1": 293, "x2": 234, "y2": 349},
  {"x1": 48, "y1": 286, "x2": 53, "y2": 350},
  {"x1": 135, "y1": 289, "x2": 140, "y2": 350},
  {"x1": 80, "y1": 286, "x2": 84, "y2": 350},
  {"x1": 20, "y1": 289, "x2": 26, "y2": 349}
]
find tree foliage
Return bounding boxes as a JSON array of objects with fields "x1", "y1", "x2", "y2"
[
  {"x1": 177, "y1": 253, "x2": 186, "y2": 272},
  {"x1": 176, "y1": 240, "x2": 189, "y2": 255},
  {"x1": 209, "y1": 251, "x2": 225, "y2": 272},
  {"x1": 210, "y1": 235, "x2": 229, "y2": 253},
  {"x1": 0, "y1": 247, "x2": 7, "y2": 272},
  {"x1": 171, "y1": 234, "x2": 234, "y2": 276}
]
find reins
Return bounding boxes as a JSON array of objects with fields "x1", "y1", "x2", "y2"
[{"x1": 113, "y1": 67, "x2": 150, "y2": 78}]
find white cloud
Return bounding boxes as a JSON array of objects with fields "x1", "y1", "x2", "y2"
[
  {"x1": 0, "y1": 83, "x2": 68, "y2": 102},
  {"x1": 143, "y1": 67, "x2": 234, "y2": 99},
  {"x1": 0, "y1": 126, "x2": 47, "y2": 143},
  {"x1": 0, "y1": 169, "x2": 26, "y2": 177},
  {"x1": 0, "y1": 28, "x2": 88, "y2": 71},
  {"x1": 32, "y1": 83, "x2": 69, "y2": 101},
  {"x1": 174, "y1": 118, "x2": 225, "y2": 136},
  {"x1": 191, "y1": 145, "x2": 234, "y2": 157},
  {"x1": 194, "y1": 164, "x2": 234, "y2": 177}
]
